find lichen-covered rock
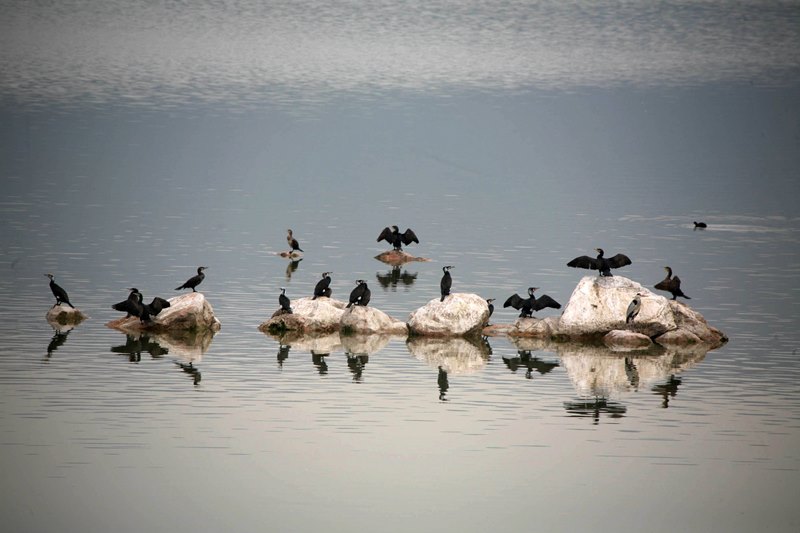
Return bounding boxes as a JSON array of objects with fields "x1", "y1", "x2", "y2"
[
  {"x1": 407, "y1": 293, "x2": 490, "y2": 337},
  {"x1": 603, "y1": 330, "x2": 653, "y2": 351},
  {"x1": 106, "y1": 292, "x2": 220, "y2": 333},
  {"x1": 667, "y1": 301, "x2": 727, "y2": 347},
  {"x1": 654, "y1": 328, "x2": 702, "y2": 346},
  {"x1": 259, "y1": 297, "x2": 347, "y2": 334},
  {"x1": 374, "y1": 250, "x2": 429, "y2": 265},
  {"x1": 46, "y1": 304, "x2": 88, "y2": 326},
  {"x1": 559, "y1": 276, "x2": 674, "y2": 338},
  {"x1": 507, "y1": 316, "x2": 559, "y2": 338},
  {"x1": 340, "y1": 305, "x2": 408, "y2": 335},
  {"x1": 406, "y1": 335, "x2": 490, "y2": 374}
]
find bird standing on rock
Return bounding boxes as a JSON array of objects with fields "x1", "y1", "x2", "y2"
[
  {"x1": 377, "y1": 225, "x2": 419, "y2": 251},
  {"x1": 440, "y1": 266, "x2": 454, "y2": 302},
  {"x1": 279, "y1": 287, "x2": 292, "y2": 313},
  {"x1": 626, "y1": 293, "x2": 645, "y2": 325},
  {"x1": 347, "y1": 280, "x2": 371, "y2": 308},
  {"x1": 567, "y1": 248, "x2": 631, "y2": 277},
  {"x1": 313, "y1": 272, "x2": 332, "y2": 299},
  {"x1": 286, "y1": 229, "x2": 303, "y2": 253},
  {"x1": 175, "y1": 267, "x2": 207, "y2": 292},
  {"x1": 654, "y1": 266, "x2": 690, "y2": 300},
  {"x1": 45, "y1": 274, "x2": 74, "y2": 308},
  {"x1": 503, "y1": 287, "x2": 561, "y2": 318}
]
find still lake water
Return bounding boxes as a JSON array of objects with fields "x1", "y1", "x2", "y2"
[{"x1": 2, "y1": 1, "x2": 800, "y2": 531}]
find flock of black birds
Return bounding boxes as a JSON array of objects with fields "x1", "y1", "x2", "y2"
[{"x1": 46, "y1": 221, "x2": 705, "y2": 326}]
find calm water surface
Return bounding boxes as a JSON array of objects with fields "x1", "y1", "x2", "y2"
[{"x1": 1, "y1": 1, "x2": 800, "y2": 532}]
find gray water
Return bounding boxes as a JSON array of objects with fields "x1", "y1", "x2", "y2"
[{"x1": 2, "y1": 1, "x2": 800, "y2": 532}]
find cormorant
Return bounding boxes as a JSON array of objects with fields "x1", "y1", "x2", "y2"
[
  {"x1": 626, "y1": 293, "x2": 645, "y2": 325},
  {"x1": 286, "y1": 229, "x2": 303, "y2": 253},
  {"x1": 144, "y1": 297, "x2": 171, "y2": 317},
  {"x1": 175, "y1": 266, "x2": 207, "y2": 292},
  {"x1": 503, "y1": 287, "x2": 562, "y2": 318},
  {"x1": 313, "y1": 272, "x2": 332, "y2": 299},
  {"x1": 347, "y1": 280, "x2": 371, "y2": 308},
  {"x1": 486, "y1": 298, "x2": 495, "y2": 318},
  {"x1": 693, "y1": 221, "x2": 707, "y2": 229},
  {"x1": 279, "y1": 287, "x2": 292, "y2": 313},
  {"x1": 45, "y1": 274, "x2": 74, "y2": 308},
  {"x1": 567, "y1": 248, "x2": 632, "y2": 277},
  {"x1": 377, "y1": 225, "x2": 419, "y2": 251},
  {"x1": 440, "y1": 266, "x2": 454, "y2": 301},
  {"x1": 654, "y1": 266, "x2": 690, "y2": 300},
  {"x1": 112, "y1": 288, "x2": 146, "y2": 320}
]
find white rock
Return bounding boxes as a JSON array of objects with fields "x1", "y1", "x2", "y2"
[
  {"x1": 559, "y1": 276, "x2": 674, "y2": 338},
  {"x1": 340, "y1": 305, "x2": 408, "y2": 335},
  {"x1": 407, "y1": 293, "x2": 490, "y2": 337},
  {"x1": 260, "y1": 296, "x2": 347, "y2": 334},
  {"x1": 107, "y1": 292, "x2": 220, "y2": 333},
  {"x1": 46, "y1": 304, "x2": 88, "y2": 326},
  {"x1": 507, "y1": 316, "x2": 559, "y2": 338}
]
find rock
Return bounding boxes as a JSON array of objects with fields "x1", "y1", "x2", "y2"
[
  {"x1": 46, "y1": 304, "x2": 88, "y2": 326},
  {"x1": 374, "y1": 249, "x2": 430, "y2": 265},
  {"x1": 407, "y1": 335, "x2": 490, "y2": 374},
  {"x1": 559, "y1": 276, "x2": 675, "y2": 338},
  {"x1": 482, "y1": 323, "x2": 513, "y2": 336},
  {"x1": 507, "y1": 316, "x2": 559, "y2": 338},
  {"x1": 667, "y1": 301, "x2": 727, "y2": 347},
  {"x1": 259, "y1": 297, "x2": 347, "y2": 334},
  {"x1": 603, "y1": 330, "x2": 653, "y2": 351},
  {"x1": 407, "y1": 293, "x2": 490, "y2": 337},
  {"x1": 106, "y1": 292, "x2": 221, "y2": 333},
  {"x1": 340, "y1": 305, "x2": 408, "y2": 335},
  {"x1": 654, "y1": 328, "x2": 702, "y2": 346}
]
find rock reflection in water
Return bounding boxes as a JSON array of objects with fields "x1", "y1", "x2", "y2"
[
  {"x1": 563, "y1": 398, "x2": 627, "y2": 424},
  {"x1": 346, "y1": 354, "x2": 369, "y2": 381},
  {"x1": 376, "y1": 266, "x2": 418, "y2": 291},
  {"x1": 406, "y1": 335, "x2": 491, "y2": 375}
]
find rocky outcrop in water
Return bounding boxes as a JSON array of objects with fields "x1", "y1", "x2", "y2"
[
  {"x1": 374, "y1": 249, "x2": 430, "y2": 265},
  {"x1": 407, "y1": 293, "x2": 490, "y2": 337},
  {"x1": 106, "y1": 292, "x2": 221, "y2": 333},
  {"x1": 260, "y1": 296, "x2": 347, "y2": 334},
  {"x1": 340, "y1": 305, "x2": 408, "y2": 335},
  {"x1": 46, "y1": 304, "x2": 88, "y2": 326}
]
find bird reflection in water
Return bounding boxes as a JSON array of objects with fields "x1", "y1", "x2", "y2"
[
  {"x1": 652, "y1": 375, "x2": 682, "y2": 408},
  {"x1": 437, "y1": 366, "x2": 449, "y2": 401},
  {"x1": 175, "y1": 361, "x2": 201, "y2": 385},
  {"x1": 346, "y1": 353, "x2": 369, "y2": 382},
  {"x1": 110, "y1": 334, "x2": 168, "y2": 362},
  {"x1": 45, "y1": 328, "x2": 72, "y2": 359},
  {"x1": 502, "y1": 350, "x2": 559, "y2": 379},
  {"x1": 563, "y1": 398, "x2": 627, "y2": 425},
  {"x1": 277, "y1": 344, "x2": 290, "y2": 368},
  {"x1": 376, "y1": 266, "x2": 417, "y2": 290},
  {"x1": 624, "y1": 357, "x2": 640, "y2": 391},
  {"x1": 312, "y1": 352, "x2": 329, "y2": 374},
  {"x1": 285, "y1": 258, "x2": 302, "y2": 280}
]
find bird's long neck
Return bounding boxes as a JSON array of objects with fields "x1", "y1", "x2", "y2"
[{"x1": 665, "y1": 267, "x2": 673, "y2": 279}]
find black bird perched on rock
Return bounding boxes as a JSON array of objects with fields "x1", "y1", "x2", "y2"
[
  {"x1": 626, "y1": 293, "x2": 645, "y2": 325},
  {"x1": 112, "y1": 288, "x2": 146, "y2": 320},
  {"x1": 503, "y1": 287, "x2": 561, "y2": 318},
  {"x1": 567, "y1": 248, "x2": 632, "y2": 277},
  {"x1": 143, "y1": 296, "x2": 171, "y2": 317},
  {"x1": 313, "y1": 272, "x2": 332, "y2": 299},
  {"x1": 347, "y1": 280, "x2": 371, "y2": 308},
  {"x1": 279, "y1": 287, "x2": 292, "y2": 313},
  {"x1": 693, "y1": 221, "x2": 707, "y2": 229},
  {"x1": 440, "y1": 266, "x2": 454, "y2": 301},
  {"x1": 486, "y1": 298, "x2": 495, "y2": 318},
  {"x1": 175, "y1": 267, "x2": 207, "y2": 292},
  {"x1": 654, "y1": 266, "x2": 690, "y2": 300},
  {"x1": 286, "y1": 229, "x2": 303, "y2": 253},
  {"x1": 377, "y1": 225, "x2": 419, "y2": 251},
  {"x1": 45, "y1": 273, "x2": 74, "y2": 308}
]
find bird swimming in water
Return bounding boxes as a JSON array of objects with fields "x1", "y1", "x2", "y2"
[
  {"x1": 567, "y1": 248, "x2": 632, "y2": 277},
  {"x1": 440, "y1": 266, "x2": 454, "y2": 301},
  {"x1": 279, "y1": 287, "x2": 292, "y2": 313},
  {"x1": 286, "y1": 229, "x2": 303, "y2": 253},
  {"x1": 45, "y1": 273, "x2": 74, "y2": 308},
  {"x1": 693, "y1": 221, "x2": 707, "y2": 229},
  {"x1": 313, "y1": 272, "x2": 332, "y2": 299},
  {"x1": 503, "y1": 287, "x2": 562, "y2": 318},
  {"x1": 175, "y1": 267, "x2": 207, "y2": 292},
  {"x1": 377, "y1": 225, "x2": 419, "y2": 251},
  {"x1": 347, "y1": 280, "x2": 371, "y2": 308},
  {"x1": 626, "y1": 292, "x2": 645, "y2": 325},
  {"x1": 654, "y1": 266, "x2": 690, "y2": 300}
]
